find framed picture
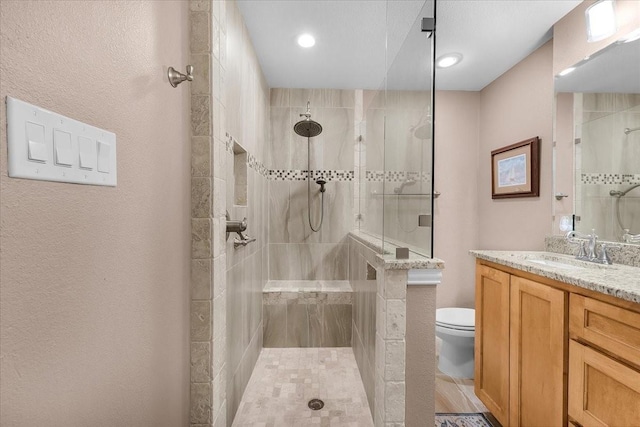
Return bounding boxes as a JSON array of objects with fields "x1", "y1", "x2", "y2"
[{"x1": 491, "y1": 137, "x2": 540, "y2": 199}]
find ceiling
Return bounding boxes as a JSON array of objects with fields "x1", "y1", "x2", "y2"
[
  {"x1": 555, "y1": 38, "x2": 640, "y2": 93},
  {"x1": 236, "y1": 0, "x2": 582, "y2": 91}
]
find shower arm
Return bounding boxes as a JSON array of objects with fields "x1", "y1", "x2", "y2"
[{"x1": 624, "y1": 126, "x2": 640, "y2": 135}]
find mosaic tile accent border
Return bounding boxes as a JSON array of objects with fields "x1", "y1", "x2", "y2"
[
  {"x1": 581, "y1": 173, "x2": 640, "y2": 185},
  {"x1": 366, "y1": 170, "x2": 431, "y2": 183},
  {"x1": 224, "y1": 132, "x2": 269, "y2": 177},
  {"x1": 269, "y1": 169, "x2": 354, "y2": 181},
  {"x1": 247, "y1": 153, "x2": 268, "y2": 177}
]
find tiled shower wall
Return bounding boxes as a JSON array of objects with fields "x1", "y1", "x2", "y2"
[
  {"x1": 575, "y1": 93, "x2": 640, "y2": 241},
  {"x1": 361, "y1": 90, "x2": 433, "y2": 254},
  {"x1": 224, "y1": 0, "x2": 270, "y2": 424},
  {"x1": 349, "y1": 237, "x2": 378, "y2": 412},
  {"x1": 189, "y1": 1, "x2": 269, "y2": 426},
  {"x1": 268, "y1": 89, "x2": 355, "y2": 280},
  {"x1": 189, "y1": 0, "x2": 223, "y2": 425}
]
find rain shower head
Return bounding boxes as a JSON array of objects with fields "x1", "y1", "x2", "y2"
[
  {"x1": 294, "y1": 101, "x2": 323, "y2": 138},
  {"x1": 294, "y1": 120, "x2": 323, "y2": 138},
  {"x1": 412, "y1": 124, "x2": 431, "y2": 140}
]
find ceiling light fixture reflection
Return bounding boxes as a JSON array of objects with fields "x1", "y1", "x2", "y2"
[
  {"x1": 585, "y1": 0, "x2": 617, "y2": 43},
  {"x1": 620, "y1": 28, "x2": 640, "y2": 43},
  {"x1": 297, "y1": 34, "x2": 316, "y2": 48},
  {"x1": 436, "y1": 53, "x2": 463, "y2": 68},
  {"x1": 558, "y1": 67, "x2": 576, "y2": 77}
]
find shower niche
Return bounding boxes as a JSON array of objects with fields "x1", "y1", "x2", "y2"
[{"x1": 233, "y1": 141, "x2": 247, "y2": 207}]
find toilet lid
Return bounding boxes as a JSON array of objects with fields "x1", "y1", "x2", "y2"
[{"x1": 436, "y1": 308, "x2": 475, "y2": 329}]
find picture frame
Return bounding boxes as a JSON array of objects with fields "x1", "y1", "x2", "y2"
[{"x1": 491, "y1": 137, "x2": 540, "y2": 199}]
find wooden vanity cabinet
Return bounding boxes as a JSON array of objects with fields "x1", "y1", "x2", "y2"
[
  {"x1": 475, "y1": 262, "x2": 567, "y2": 427},
  {"x1": 475, "y1": 265, "x2": 510, "y2": 424},
  {"x1": 476, "y1": 259, "x2": 640, "y2": 427},
  {"x1": 568, "y1": 295, "x2": 640, "y2": 426},
  {"x1": 509, "y1": 276, "x2": 567, "y2": 427}
]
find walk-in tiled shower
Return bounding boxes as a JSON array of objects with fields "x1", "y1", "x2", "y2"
[{"x1": 188, "y1": 1, "x2": 438, "y2": 426}]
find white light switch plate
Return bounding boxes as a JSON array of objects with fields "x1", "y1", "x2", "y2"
[{"x1": 6, "y1": 97, "x2": 117, "y2": 186}]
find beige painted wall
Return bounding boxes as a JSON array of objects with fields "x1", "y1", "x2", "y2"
[
  {"x1": 405, "y1": 286, "x2": 437, "y2": 427},
  {"x1": 433, "y1": 91, "x2": 480, "y2": 308},
  {"x1": 0, "y1": 1, "x2": 191, "y2": 425},
  {"x1": 477, "y1": 41, "x2": 554, "y2": 250}
]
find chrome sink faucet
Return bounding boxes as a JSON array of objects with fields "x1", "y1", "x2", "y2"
[
  {"x1": 587, "y1": 229, "x2": 598, "y2": 260},
  {"x1": 566, "y1": 229, "x2": 614, "y2": 264}
]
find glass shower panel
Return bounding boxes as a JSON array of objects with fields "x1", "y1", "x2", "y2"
[{"x1": 383, "y1": 0, "x2": 435, "y2": 257}]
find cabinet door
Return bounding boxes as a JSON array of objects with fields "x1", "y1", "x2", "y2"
[
  {"x1": 475, "y1": 264, "x2": 510, "y2": 426},
  {"x1": 570, "y1": 294, "x2": 640, "y2": 367},
  {"x1": 510, "y1": 276, "x2": 567, "y2": 427},
  {"x1": 569, "y1": 340, "x2": 640, "y2": 427}
]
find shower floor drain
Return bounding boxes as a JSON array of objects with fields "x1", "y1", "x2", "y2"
[{"x1": 308, "y1": 399, "x2": 324, "y2": 410}]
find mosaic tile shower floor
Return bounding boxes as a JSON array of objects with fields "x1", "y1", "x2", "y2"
[{"x1": 231, "y1": 347, "x2": 374, "y2": 426}]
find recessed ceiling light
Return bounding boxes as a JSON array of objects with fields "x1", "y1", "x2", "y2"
[
  {"x1": 436, "y1": 53, "x2": 462, "y2": 68},
  {"x1": 297, "y1": 34, "x2": 316, "y2": 48},
  {"x1": 558, "y1": 67, "x2": 576, "y2": 77}
]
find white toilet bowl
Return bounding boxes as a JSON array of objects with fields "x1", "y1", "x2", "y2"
[{"x1": 435, "y1": 307, "x2": 475, "y2": 379}]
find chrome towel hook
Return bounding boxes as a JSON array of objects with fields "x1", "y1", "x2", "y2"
[{"x1": 168, "y1": 65, "x2": 194, "y2": 87}]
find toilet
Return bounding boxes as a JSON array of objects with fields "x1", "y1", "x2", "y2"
[{"x1": 435, "y1": 307, "x2": 475, "y2": 379}]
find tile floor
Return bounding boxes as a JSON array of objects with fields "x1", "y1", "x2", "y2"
[{"x1": 231, "y1": 347, "x2": 373, "y2": 426}]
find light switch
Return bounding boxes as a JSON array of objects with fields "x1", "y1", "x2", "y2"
[
  {"x1": 54, "y1": 129, "x2": 73, "y2": 166},
  {"x1": 7, "y1": 97, "x2": 116, "y2": 186},
  {"x1": 97, "y1": 140, "x2": 110, "y2": 173},
  {"x1": 26, "y1": 122, "x2": 47, "y2": 162},
  {"x1": 78, "y1": 136, "x2": 96, "y2": 170}
]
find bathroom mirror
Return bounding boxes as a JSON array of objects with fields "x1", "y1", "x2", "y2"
[{"x1": 554, "y1": 36, "x2": 640, "y2": 242}]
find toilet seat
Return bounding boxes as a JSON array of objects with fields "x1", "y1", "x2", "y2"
[
  {"x1": 436, "y1": 308, "x2": 475, "y2": 330},
  {"x1": 436, "y1": 322, "x2": 475, "y2": 331}
]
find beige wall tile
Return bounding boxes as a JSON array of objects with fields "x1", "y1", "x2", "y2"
[
  {"x1": 384, "y1": 340, "x2": 405, "y2": 382},
  {"x1": 191, "y1": 342, "x2": 212, "y2": 383},
  {"x1": 191, "y1": 301, "x2": 212, "y2": 341},
  {"x1": 384, "y1": 381, "x2": 405, "y2": 422},
  {"x1": 191, "y1": 54, "x2": 211, "y2": 96},
  {"x1": 191, "y1": 177, "x2": 212, "y2": 218},
  {"x1": 191, "y1": 259, "x2": 212, "y2": 300},
  {"x1": 190, "y1": 11, "x2": 211, "y2": 54},
  {"x1": 385, "y1": 300, "x2": 406, "y2": 340},
  {"x1": 192, "y1": 136, "x2": 211, "y2": 177},
  {"x1": 192, "y1": 95, "x2": 212, "y2": 136},
  {"x1": 384, "y1": 269, "x2": 407, "y2": 300},
  {"x1": 190, "y1": 0, "x2": 210, "y2": 12},
  {"x1": 190, "y1": 383, "x2": 212, "y2": 424},
  {"x1": 192, "y1": 218, "x2": 212, "y2": 259}
]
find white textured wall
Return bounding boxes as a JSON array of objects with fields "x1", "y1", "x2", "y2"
[{"x1": 0, "y1": 1, "x2": 190, "y2": 425}]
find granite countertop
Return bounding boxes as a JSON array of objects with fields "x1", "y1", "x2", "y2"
[
  {"x1": 470, "y1": 250, "x2": 640, "y2": 304},
  {"x1": 349, "y1": 231, "x2": 445, "y2": 270}
]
